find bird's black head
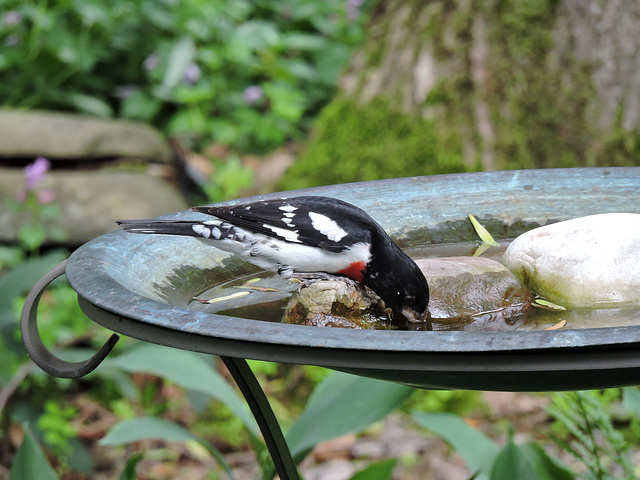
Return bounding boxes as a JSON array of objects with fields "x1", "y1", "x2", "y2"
[{"x1": 363, "y1": 237, "x2": 430, "y2": 324}]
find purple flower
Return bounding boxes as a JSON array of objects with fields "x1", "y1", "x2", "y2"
[
  {"x1": 182, "y1": 62, "x2": 201, "y2": 84},
  {"x1": 37, "y1": 189, "x2": 56, "y2": 205},
  {"x1": 24, "y1": 157, "x2": 51, "y2": 190},
  {"x1": 347, "y1": 0, "x2": 365, "y2": 21},
  {"x1": 143, "y1": 54, "x2": 159, "y2": 71},
  {"x1": 17, "y1": 157, "x2": 55, "y2": 205},
  {"x1": 243, "y1": 85, "x2": 264, "y2": 104},
  {"x1": 115, "y1": 85, "x2": 137, "y2": 100},
  {"x1": 3, "y1": 11, "x2": 23, "y2": 26}
]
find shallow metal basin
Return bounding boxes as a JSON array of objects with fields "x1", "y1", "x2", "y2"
[{"x1": 65, "y1": 168, "x2": 640, "y2": 391}]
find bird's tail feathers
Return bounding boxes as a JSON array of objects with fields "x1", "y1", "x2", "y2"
[{"x1": 116, "y1": 220, "x2": 204, "y2": 237}]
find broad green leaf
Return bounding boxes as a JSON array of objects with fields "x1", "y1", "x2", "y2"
[
  {"x1": 349, "y1": 458, "x2": 398, "y2": 480},
  {"x1": 468, "y1": 214, "x2": 499, "y2": 246},
  {"x1": 121, "y1": 90, "x2": 162, "y2": 121},
  {"x1": 65, "y1": 92, "x2": 113, "y2": 117},
  {"x1": 0, "y1": 250, "x2": 67, "y2": 326},
  {"x1": 519, "y1": 443, "x2": 575, "y2": 480},
  {"x1": 412, "y1": 412, "x2": 498, "y2": 479},
  {"x1": 533, "y1": 299, "x2": 567, "y2": 311},
  {"x1": 120, "y1": 452, "x2": 144, "y2": 480},
  {"x1": 101, "y1": 417, "x2": 234, "y2": 479},
  {"x1": 282, "y1": 33, "x2": 327, "y2": 51},
  {"x1": 235, "y1": 20, "x2": 280, "y2": 50},
  {"x1": 10, "y1": 427, "x2": 59, "y2": 480},
  {"x1": 490, "y1": 439, "x2": 537, "y2": 480},
  {"x1": 161, "y1": 37, "x2": 196, "y2": 90},
  {"x1": 105, "y1": 344, "x2": 258, "y2": 435},
  {"x1": 473, "y1": 242, "x2": 492, "y2": 257},
  {"x1": 287, "y1": 372, "x2": 413, "y2": 462},
  {"x1": 315, "y1": 42, "x2": 352, "y2": 85},
  {"x1": 623, "y1": 387, "x2": 640, "y2": 416},
  {"x1": 101, "y1": 417, "x2": 196, "y2": 445},
  {"x1": 263, "y1": 83, "x2": 305, "y2": 122}
]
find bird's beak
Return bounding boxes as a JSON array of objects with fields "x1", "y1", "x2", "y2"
[{"x1": 401, "y1": 307, "x2": 429, "y2": 323}]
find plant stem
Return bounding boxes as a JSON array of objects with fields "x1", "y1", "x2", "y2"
[
  {"x1": 574, "y1": 392, "x2": 605, "y2": 479},
  {"x1": 0, "y1": 361, "x2": 36, "y2": 420}
]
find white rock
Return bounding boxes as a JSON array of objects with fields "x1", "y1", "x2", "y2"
[{"x1": 502, "y1": 213, "x2": 640, "y2": 308}]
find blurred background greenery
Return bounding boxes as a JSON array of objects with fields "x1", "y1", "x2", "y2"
[{"x1": 2, "y1": 0, "x2": 640, "y2": 479}]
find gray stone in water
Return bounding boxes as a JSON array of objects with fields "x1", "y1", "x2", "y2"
[
  {"x1": 0, "y1": 109, "x2": 171, "y2": 161},
  {"x1": 418, "y1": 257, "x2": 533, "y2": 330},
  {"x1": 0, "y1": 170, "x2": 188, "y2": 245},
  {"x1": 282, "y1": 257, "x2": 533, "y2": 330},
  {"x1": 502, "y1": 213, "x2": 640, "y2": 308}
]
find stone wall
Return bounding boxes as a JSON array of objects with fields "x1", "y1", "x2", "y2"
[{"x1": 0, "y1": 109, "x2": 188, "y2": 246}]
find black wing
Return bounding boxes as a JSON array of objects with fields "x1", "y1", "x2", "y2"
[{"x1": 191, "y1": 196, "x2": 375, "y2": 252}]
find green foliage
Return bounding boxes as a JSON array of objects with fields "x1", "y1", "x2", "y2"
[
  {"x1": 104, "y1": 343, "x2": 259, "y2": 436},
  {"x1": 1, "y1": 0, "x2": 369, "y2": 153},
  {"x1": 404, "y1": 389, "x2": 481, "y2": 418},
  {"x1": 4, "y1": 158, "x2": 68, "y2": 253},
  {"x1": 548, "y1": 391, "x2": 636, "y2": 480},
  {"x1": 203, "y1": 155, "x2": 254, "y2": 203},
  {"x1": 348, "y1": 458, "x2": 398, "y2": 480},
  {"x1": 100, "y1": 363, "x2": 414, "y2": 480},
  {"x1": 413, "y1": 411, "x2": 575, "y2": 480},
  {"x1": 10, "y1": 426, "x2": 59, "y2": 480},
  {"x1": 412, "y1": 412, "x2": 498, "y2": 478},
  {"x1": 286, "y1": 372, "x2": 414, "y2": 463},
  {"x1": 37, "y1": 401, "x2": 79, "y2": 457},
  {"x1": 490, "y1": 435, "x2": 539, "y2": 480},
  {"x1": 120, "y1": 452, "x2": 145, "y2": 480},
  {"x1": 281, "y1": 98, "x2": 473, "y2": 189},
  {"x1": 101, "y1": 417, "x2": 234, "y2": 478}
]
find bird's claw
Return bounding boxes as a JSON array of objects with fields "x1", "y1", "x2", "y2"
[{"x1": 288, "y1": 272, "x2": 359, "y2": 292}]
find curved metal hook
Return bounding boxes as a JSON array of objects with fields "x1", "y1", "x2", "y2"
[{"x1": 20, "y1": 259, "x2": 119, "y2": 379}]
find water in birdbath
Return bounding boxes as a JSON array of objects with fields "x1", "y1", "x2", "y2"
[{"x1": 185, "y1": 240, "x2": 640, "y2": 332}]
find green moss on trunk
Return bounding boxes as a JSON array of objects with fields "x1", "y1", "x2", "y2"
[{"x1": 281, "y1": 98, "x2": 474, "y2": 190}]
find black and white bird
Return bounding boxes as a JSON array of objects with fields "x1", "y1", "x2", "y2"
[{"x1": 117, "y1": 196, "x2": 429, "y2": 323}]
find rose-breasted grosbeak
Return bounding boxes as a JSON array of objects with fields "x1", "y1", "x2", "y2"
[{"x1": 117, "y1": 196, "x2": 429, "y2": 323}]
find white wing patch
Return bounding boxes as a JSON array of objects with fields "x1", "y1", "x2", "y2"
[
  {"x1": 308, "y1": 212, "x2": 348, "y2": 242},
  {"x1": 263, "y1": 223, "x2": 301, "y2": 243},
  {"x1": 192, "y1": 223, "x2": 222, "y2": 239},
  {"x1": 192, "y1": 224, "x2": 211, "y2": 238},
  {"x1": 279, "y1": 204, "x2": 297, "y2": 213}
]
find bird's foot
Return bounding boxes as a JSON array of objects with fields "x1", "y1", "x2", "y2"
[{"x1": 288, "y1": 272, "x2": 359, "y2": 292}]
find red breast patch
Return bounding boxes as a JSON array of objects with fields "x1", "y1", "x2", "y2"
[{"x1": 337, "y1": 261, "x2": 365, "y2": 283}]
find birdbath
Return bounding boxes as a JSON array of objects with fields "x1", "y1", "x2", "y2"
[{"x1": 22, "y1": 167, "x2": 640, "y2": 480}]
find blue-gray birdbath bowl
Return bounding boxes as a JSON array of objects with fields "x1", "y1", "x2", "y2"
[{"x1": 53, "y1": 167, "x2": 640, "y2": 392}]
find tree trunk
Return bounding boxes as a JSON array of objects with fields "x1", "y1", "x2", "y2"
[{"x1": 284, "y1": 0, "x2": 640, "y2": 188}]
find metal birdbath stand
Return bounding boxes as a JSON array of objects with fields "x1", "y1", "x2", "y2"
[{"x1": 21, "y1": 168, "x2": 640, "y2": 480}]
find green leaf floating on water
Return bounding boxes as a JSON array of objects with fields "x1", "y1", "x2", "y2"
[
  {"x1": 472, "y1": 242, "x2": 492, "y2": 257},
  {"x1": 532, "y1": 299, "x2": 567, "y2": 311},
  {"x1": 196, "y1": 290, "x2": 251, "y2": 303},
  {"x1": 468, "y1": 214, "x2": 499, "y2": 246}
]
